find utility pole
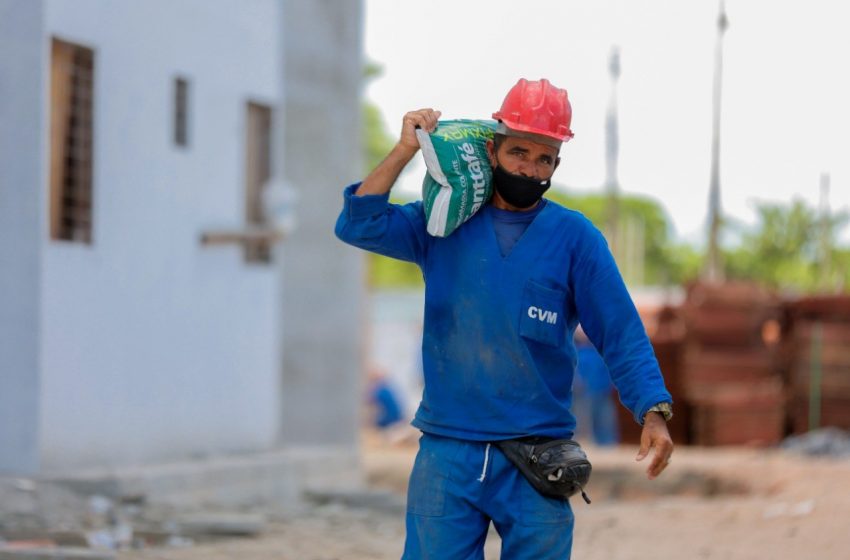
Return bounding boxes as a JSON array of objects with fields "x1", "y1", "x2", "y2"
[
  {"x1": 605, "y1": 46, "x2": 621, "y2": 261},
  {"x1": 704, "y1": 0, "x2": 728, "y2": 282}
]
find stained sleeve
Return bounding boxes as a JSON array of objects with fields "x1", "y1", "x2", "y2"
[{"x1": 334, "y1": 183, "x2": 429, "y2": 267}]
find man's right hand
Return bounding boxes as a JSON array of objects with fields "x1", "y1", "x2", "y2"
[
  {"x1": 356, "y1": 108, "x2": 441, "y2": 197},
  {"x1": 398, "y1": 108, "x2": 442, "y2": 154}
]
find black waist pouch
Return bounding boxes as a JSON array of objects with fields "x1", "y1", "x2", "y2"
[{"x1": 496, "y1": 437, "x2": 592, "y2": 504}]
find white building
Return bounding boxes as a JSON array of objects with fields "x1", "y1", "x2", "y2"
[{"x1": 0, "y1": 0, "x2": 364, "y2": 497}]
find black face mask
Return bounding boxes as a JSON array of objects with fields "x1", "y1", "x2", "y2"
[{"x1": 492, "y1": 164, "x2": 551, "y2": 209}]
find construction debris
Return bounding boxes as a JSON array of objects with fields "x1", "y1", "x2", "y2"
[
  {"x1": 0, "y1": 477, "x2": 270, "y2": 555},
  {"x1": 781, "y1": 427, "x2": 850, "y2": 458}
]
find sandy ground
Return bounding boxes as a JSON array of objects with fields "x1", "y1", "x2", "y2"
[{"x1": 114, "y1": 432, "x2": 850, "y2": 560}]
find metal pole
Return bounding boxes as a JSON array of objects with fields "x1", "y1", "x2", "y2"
[
  {"x1": 605, "y1": 46, "x2": 621, "y2": 261},
  {"x1": 704, "y1": 0, "x2": 728, "y2": 282},
  {"x1": 808, "y1": 322, "x2": 823, "y2": 431}
]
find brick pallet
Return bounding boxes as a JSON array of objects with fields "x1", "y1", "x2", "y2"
[
  {"x1": 681, "y1": 282, "x2": 785, "y2": 446},
  {"x1": 689, "y1": 378, "x2": 786, "y2": 446},
  {"x1": 785, "y1": 296, "x2": 850, "y2": 433}
]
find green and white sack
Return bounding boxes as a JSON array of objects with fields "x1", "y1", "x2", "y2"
[{"x1": 417, "y1": 119, "x2": 497, "y2": 237}]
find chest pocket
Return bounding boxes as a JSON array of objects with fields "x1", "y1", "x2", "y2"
[{"x1": 519, "y1": 280, "x2": 567, "y2": 347}]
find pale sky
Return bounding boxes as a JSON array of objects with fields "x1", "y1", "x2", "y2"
[{"x1": 364, "y1": 0, "x2": 850, "y2": 246}]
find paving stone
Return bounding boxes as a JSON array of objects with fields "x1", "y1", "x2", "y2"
[{"x1": 0, "y1": 547, "x2": 115, "y2": 560}]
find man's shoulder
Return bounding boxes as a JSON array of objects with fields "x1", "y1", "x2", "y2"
[{"x1": 543, "y1": 199, "x2": 599, "y2": 234}]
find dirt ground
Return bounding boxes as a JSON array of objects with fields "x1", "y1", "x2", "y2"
[{"x1": 114, "y1": 432, "x2": 850, "y2": 560}]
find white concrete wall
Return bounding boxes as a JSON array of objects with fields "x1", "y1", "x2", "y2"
[
  {"x1": 278, "y1": 0, "x2": 365, "y2": 448},
  {"x1": 37, "y1": 0, "x2": 283, "y2": 471},
  {"x1": 0, "y1": 0, "x2": 46, "y2": 474}
]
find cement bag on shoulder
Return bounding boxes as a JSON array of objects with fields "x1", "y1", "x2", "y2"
[{"x1": 416, "y1": 119, "x2": 496, "y2": 237}]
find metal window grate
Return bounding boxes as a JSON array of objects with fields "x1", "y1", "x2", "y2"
[
  {"x1": 50, "y1": 39, "x2": 94, "y2": 243},
  {"x1": 174, "y1": 77, "x2": 189, "y2": 147}
]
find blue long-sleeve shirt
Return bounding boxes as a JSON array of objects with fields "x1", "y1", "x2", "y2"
[{"x1": 336, "y1": 184, "x2": 671, "y2": 441}]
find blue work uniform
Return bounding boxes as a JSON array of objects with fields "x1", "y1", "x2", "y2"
[{"x1": 336, "y1": 184, "x2": 671, "y2": 559}]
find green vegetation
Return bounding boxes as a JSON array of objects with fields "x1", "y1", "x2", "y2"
[
  {"x1": 364, "y1": 181, "x2": 848, "y2": 292},
  {"x1": 724, "y1": 199, "x2": 848, "y2": 292},
  {"x1": 362, "y1": 105, "x2": 395, "y2": 173},
  {"x1": 544, "y1": 190, "x2": 701, "y2": 286},
  {"x1": 362, "y1": 62, "x2": 424, "y2": 289}
]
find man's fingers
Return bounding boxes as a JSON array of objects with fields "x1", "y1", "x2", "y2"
[
  {"x1": 417, "y1": 110, "x2": 439, "y2": 132},
  {"x1": 647, "y1": 452, "x2": 667, "y2": 478},
  {"x1": 635, "y1": 432, "x2": 651, "y2": 462},
  {"x1": 645, "y1": 439, "x2": 674, "y2": 479},
  {"x1": 647, "y1": 451, "x2": 672, "y2": 480},
  {"x1": 403, "y1": 113, "x2": 425, "y2": 130},
  {"x1": 404, "y1": 109, "x2": 441, "y2": 133},
  {"x1": 399, "y1": 108, "x2": 442, "y2": 152},
  {"x1": 427, "y1": 110, "x2": 442, "y2": 130},
  {"x1": 637, "y1": 412, "x2": 674, "y2": 479}
]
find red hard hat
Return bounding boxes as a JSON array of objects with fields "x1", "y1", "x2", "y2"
[{"x1": 492, "y1": 78, "x2": 574, "y2": 143}]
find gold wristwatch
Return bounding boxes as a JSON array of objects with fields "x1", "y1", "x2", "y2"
[{"x1": 644, "y1": 402, "x2": 673, "y2": 423}]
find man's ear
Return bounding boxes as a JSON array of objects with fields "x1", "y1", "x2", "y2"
[
  {"x1": 486, "y1": 139, "x2": 497, "y2": 167},
  {"x1": 554, "y1": 156, "x2": 561, "y2": 171}
]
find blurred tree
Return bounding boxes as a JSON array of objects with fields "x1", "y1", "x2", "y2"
[
  {"x1": 362, "y1": 62, "x2": 396, "y2": 172},
  {"x1": 724, "y1": 199, "x2": 848, "y2": 292},
  {"x1": 662, "y1": 242, "x2": 704, "y2": 286},
  {"x1": 546, "y1": 189, "x2": 692, "y2": 286},
  {"x1": 833, "y1": 248, "x2": 850, "y2": 289},
  {"x1": 362, "y1": 62, "x2": 424, "y2": 289}
]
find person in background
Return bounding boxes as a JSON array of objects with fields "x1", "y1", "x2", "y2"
[
  {"x1": 573, "y1": 328, "x2": 620, "y2": 446},
  {"x1": 366, "y1": 366, "x2": 404, "y2": 431}
]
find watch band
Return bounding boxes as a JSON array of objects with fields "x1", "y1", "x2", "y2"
[{"x1": 644, "y1": 402, "x2": 673, "y2": 422}]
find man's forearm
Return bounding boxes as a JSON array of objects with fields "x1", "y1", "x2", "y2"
[{"x1": 355, "y1": 144, "x2": 418, "y2": 196}]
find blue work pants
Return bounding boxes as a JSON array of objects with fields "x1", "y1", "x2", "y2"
[{"x1": 403, "y1": 433, "x2": 574, "y2": 559}]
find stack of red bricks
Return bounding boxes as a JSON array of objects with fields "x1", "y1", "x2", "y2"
[
  {"x1": 651, "y1": 306, "x2": 690, "y2": 444},
  {"x1": 784, "y1": 295, "x2": 850, "y2": 433},
  {"x1": 680, "y1": 282, "x2": 785, "y2": 446}
]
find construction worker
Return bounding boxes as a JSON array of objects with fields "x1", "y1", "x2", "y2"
[{"x1": 335, "y1": 78, "x2": 673, "y2": 559}]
